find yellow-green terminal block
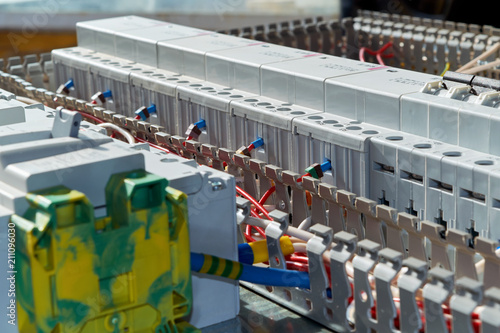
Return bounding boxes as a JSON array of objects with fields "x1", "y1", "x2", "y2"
[{"x1": 12, "y1": 169, "x2": 199, "y2": 333}]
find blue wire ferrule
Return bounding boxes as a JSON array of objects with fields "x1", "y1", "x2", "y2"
[
  {"x1": 251, "y1": 137, "x2": 264, "y2": 149},
  {"x1": 305, "y1": 159, "x2": 332, "y2": 179},
  {"x1": 321, "y1": 159, "x2": 332, "y2": 172},
  {"x1": 185, "y1": 119, "x2": 206, "y2": 139},
  {"x1": 56, "y1": 78, "x2": 75, "y2": 95},
  {"x1": 134, "y1": 104, "x2": 156, "y2": 121},
  {"x1": 102, "y1": 89, "x2": 113, "y2": 99},
  {"x1": 65, "y1": 79, "x2": 74, "y2": 89},
  {"x1": 147, "y1": 104, "x2": 157, "y2": 115},
  {"x1": 91, "y1": 89, "x2": 113, "y2": 105},
  {"x1": 194, "y1": 119, "x2": 206, "y2": 130}
]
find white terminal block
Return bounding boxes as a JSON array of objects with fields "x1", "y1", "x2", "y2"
[
  {"x1": 456, "y1": 155, "x2": 500, "y2": 240},
  {"x1": 426, "y1": 146, "x2": 484, "y2": 233},
  {"x1": 130, "y1": 68, "x2": 202, "y2": 134},
  {"x1": 114, "y1": 23, "x2": 208, "y2": 67},
  {"x1": 76, "y1": 15, "x2": 167, "y2": 56},
  {"x1": 292, "y1": 113, "x2": 389, "y2": 197},
  {"x1": 88, "y1": 53, "x2": 157, "y2": 112},
  {"x1": 177, "y1": 82, "x2": 257, "y2": 149},
  {"x1": 52, "y1": 47, "x2": 99, "y2": 101},
  {"x1": 325, "y1": 67, "x2": 440, "y2": 129},
  {"x1": 261, "y1": 54, "x2": 381, "y2": 111},
  {"x1": 230, "y1": 97, "x2": 322, "y2": 172},
  {"x1": 206, "y1": 43, "x2": 317, "y2": 95},
  {"x1": 369, "y1": 132, "x2": 425, "y2": 214},
  {"x1": 158, "y1": 33, "x2": 256, "y2": 80},
  {"x1": 403, "y1": 87, "x2": 500, "y2": 156}
]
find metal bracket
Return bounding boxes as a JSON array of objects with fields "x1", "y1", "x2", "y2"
[
  {"x1": 372, "y1": 248, "x2": 403, "y2": 332},
  {"x1": 353, "y1": 239, "x2": 381, "y2": 333},
  {"x1": 307, "y1": 224, "x2": 333, "y2": 297},
  {"x1": 266, "y1": 210, "x2": 289, "y2": 269},
  {"x1": 398, "y1": 257, "x2": 428, "y2": 333},
  {"x1": 236, "y1": 197, "x2": 251, "y2": 244},
  {"x1": 318, "y1": 183, "x2": 343, "y2": 233},
  {"x1": 450, "y1": 277, "x2": 482, "y2": 333},
  {"x1": 422, "y1": 267, "x2": 454, "y2": 332},
  {"x1": 337, "y1": 190, "x2": 363, "y2": 239},
  {"x1": 481, "y1": 287, "x2": 500, "y2": 332},
  {"x1": 329, "y1": 231, "x2": 357, "y2": 332}
]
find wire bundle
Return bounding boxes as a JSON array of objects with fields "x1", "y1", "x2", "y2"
[{"x1": 359, "y1": 42, "x2": 394, "y2": 66}]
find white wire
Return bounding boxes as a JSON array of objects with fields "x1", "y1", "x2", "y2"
[
  {"x1": 16, "y1": 96, "x2": 41, "y2": 105},
  {"x1": 245, "y1": 216, "x2": 315, "y2": 242},
  {"x1": 97, "y1": 123, "x2": 135, "y2": 145},
  {"x1": 297, "y1": 216, "x2": 312, "y2": 230}
]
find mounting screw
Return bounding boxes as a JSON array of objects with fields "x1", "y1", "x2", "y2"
[
  {"x1": 211, "y1": 181, "x2": 223, "y2": 191},
  {"x1": 279, "y1": 200, "x2": 286, "y2": 210}
]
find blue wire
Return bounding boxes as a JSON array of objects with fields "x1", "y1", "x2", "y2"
[
  {"x1": 191, "y1": 252, "x2": 310, "y2": 289},
  {"x1": 238, "y1": 243, "x2": 254, "y2": 265}
]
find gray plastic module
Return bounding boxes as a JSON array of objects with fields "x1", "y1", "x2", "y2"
[
  {"x1": 230, "y1": 96, "x2": 322, "y2": 171},
  {"x1": 206, "y1": 43, "x2": 317, "y2": 95},
  {"x1": 403, "y1": 86, "x2": 500, "y2": 156},
  {"x1": 114, "y1": 23, "x2": 208, "y2": 66},
  {"x1": 261, "y1": 54, "x2": 380, "y2": 111},
  {"x1": 292, "y1": 112, "x2": 389, "y2": 196},
  {"x1": 157, "y1": 33, "x2": 256, "y2": 80},
  {"x1": 76, "y1": 16, "x2": 161, "y2": 55},
  {"x1": 325, "y1": 67, "x2": 440, "y2": 129},
  {"x1": 130, "y1": 68, "x2": 202, "y2": 134},
  {"x1": 177, "y1": 82, "x2": 257, "y2": 150}
]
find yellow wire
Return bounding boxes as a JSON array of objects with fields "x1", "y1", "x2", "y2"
[{"x1": 440, "y1": 62, "x2": 450, "y2": 76}]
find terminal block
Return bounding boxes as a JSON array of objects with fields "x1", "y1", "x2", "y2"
[{"x1": 12, "y1": 170, "x2": 197, "y2": 333}]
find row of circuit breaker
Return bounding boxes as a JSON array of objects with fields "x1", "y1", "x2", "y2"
[
  {"x1": 0, "y1": 90, "x2": 239, "y2": 332},
  {"x1": 52, "y1": 16, "x2": 500, "y2": 242},
  {"x1": 222, "y1": 10, "x2": 500, "y2": 76}
]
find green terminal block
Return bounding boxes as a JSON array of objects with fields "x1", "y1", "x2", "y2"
[
  {"x1": 12, "y1": 170, "x2": 198, "y2": 333},
  {"x1": 304, "y1": 163, "x2": 324, "y2": 179}
]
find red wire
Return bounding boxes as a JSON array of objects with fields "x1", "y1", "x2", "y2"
[
  {"x1": 359, "y1": 42, "x2": 394, "y2": 65},
  {"x1": 134, "y1": 115, "x2": 141, "y2": 120},
  {"x1": 236, "y1": 186, "x2": 272, "y2": 221},
  {"x1": 247, "y1": 143, "x2": 255, "y2": 152},
  {"x1": 244, "y1": 233, "x2": 256, "y2": 243},
  {"x1": 78, "y1": 111, "x2": 104, "y2": 124},
  {"x1": 134, "y1": 136, "x2": 178, "y2": 155},
  {"x1": 286, "y1": 261, "x2": 309, "y2": 272},
  {"x1": 296, "y1": 173, "x2": 311, "y2": 183},
  {"x1": 359, "y1": 47, "x2": 367, "y2": 63},
  {"x1": 259, "y1": 186, "x2": 276, "y2": 206},
  {"x1": 245, "y1": 225, "x2": 266, "y2": 239}
]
